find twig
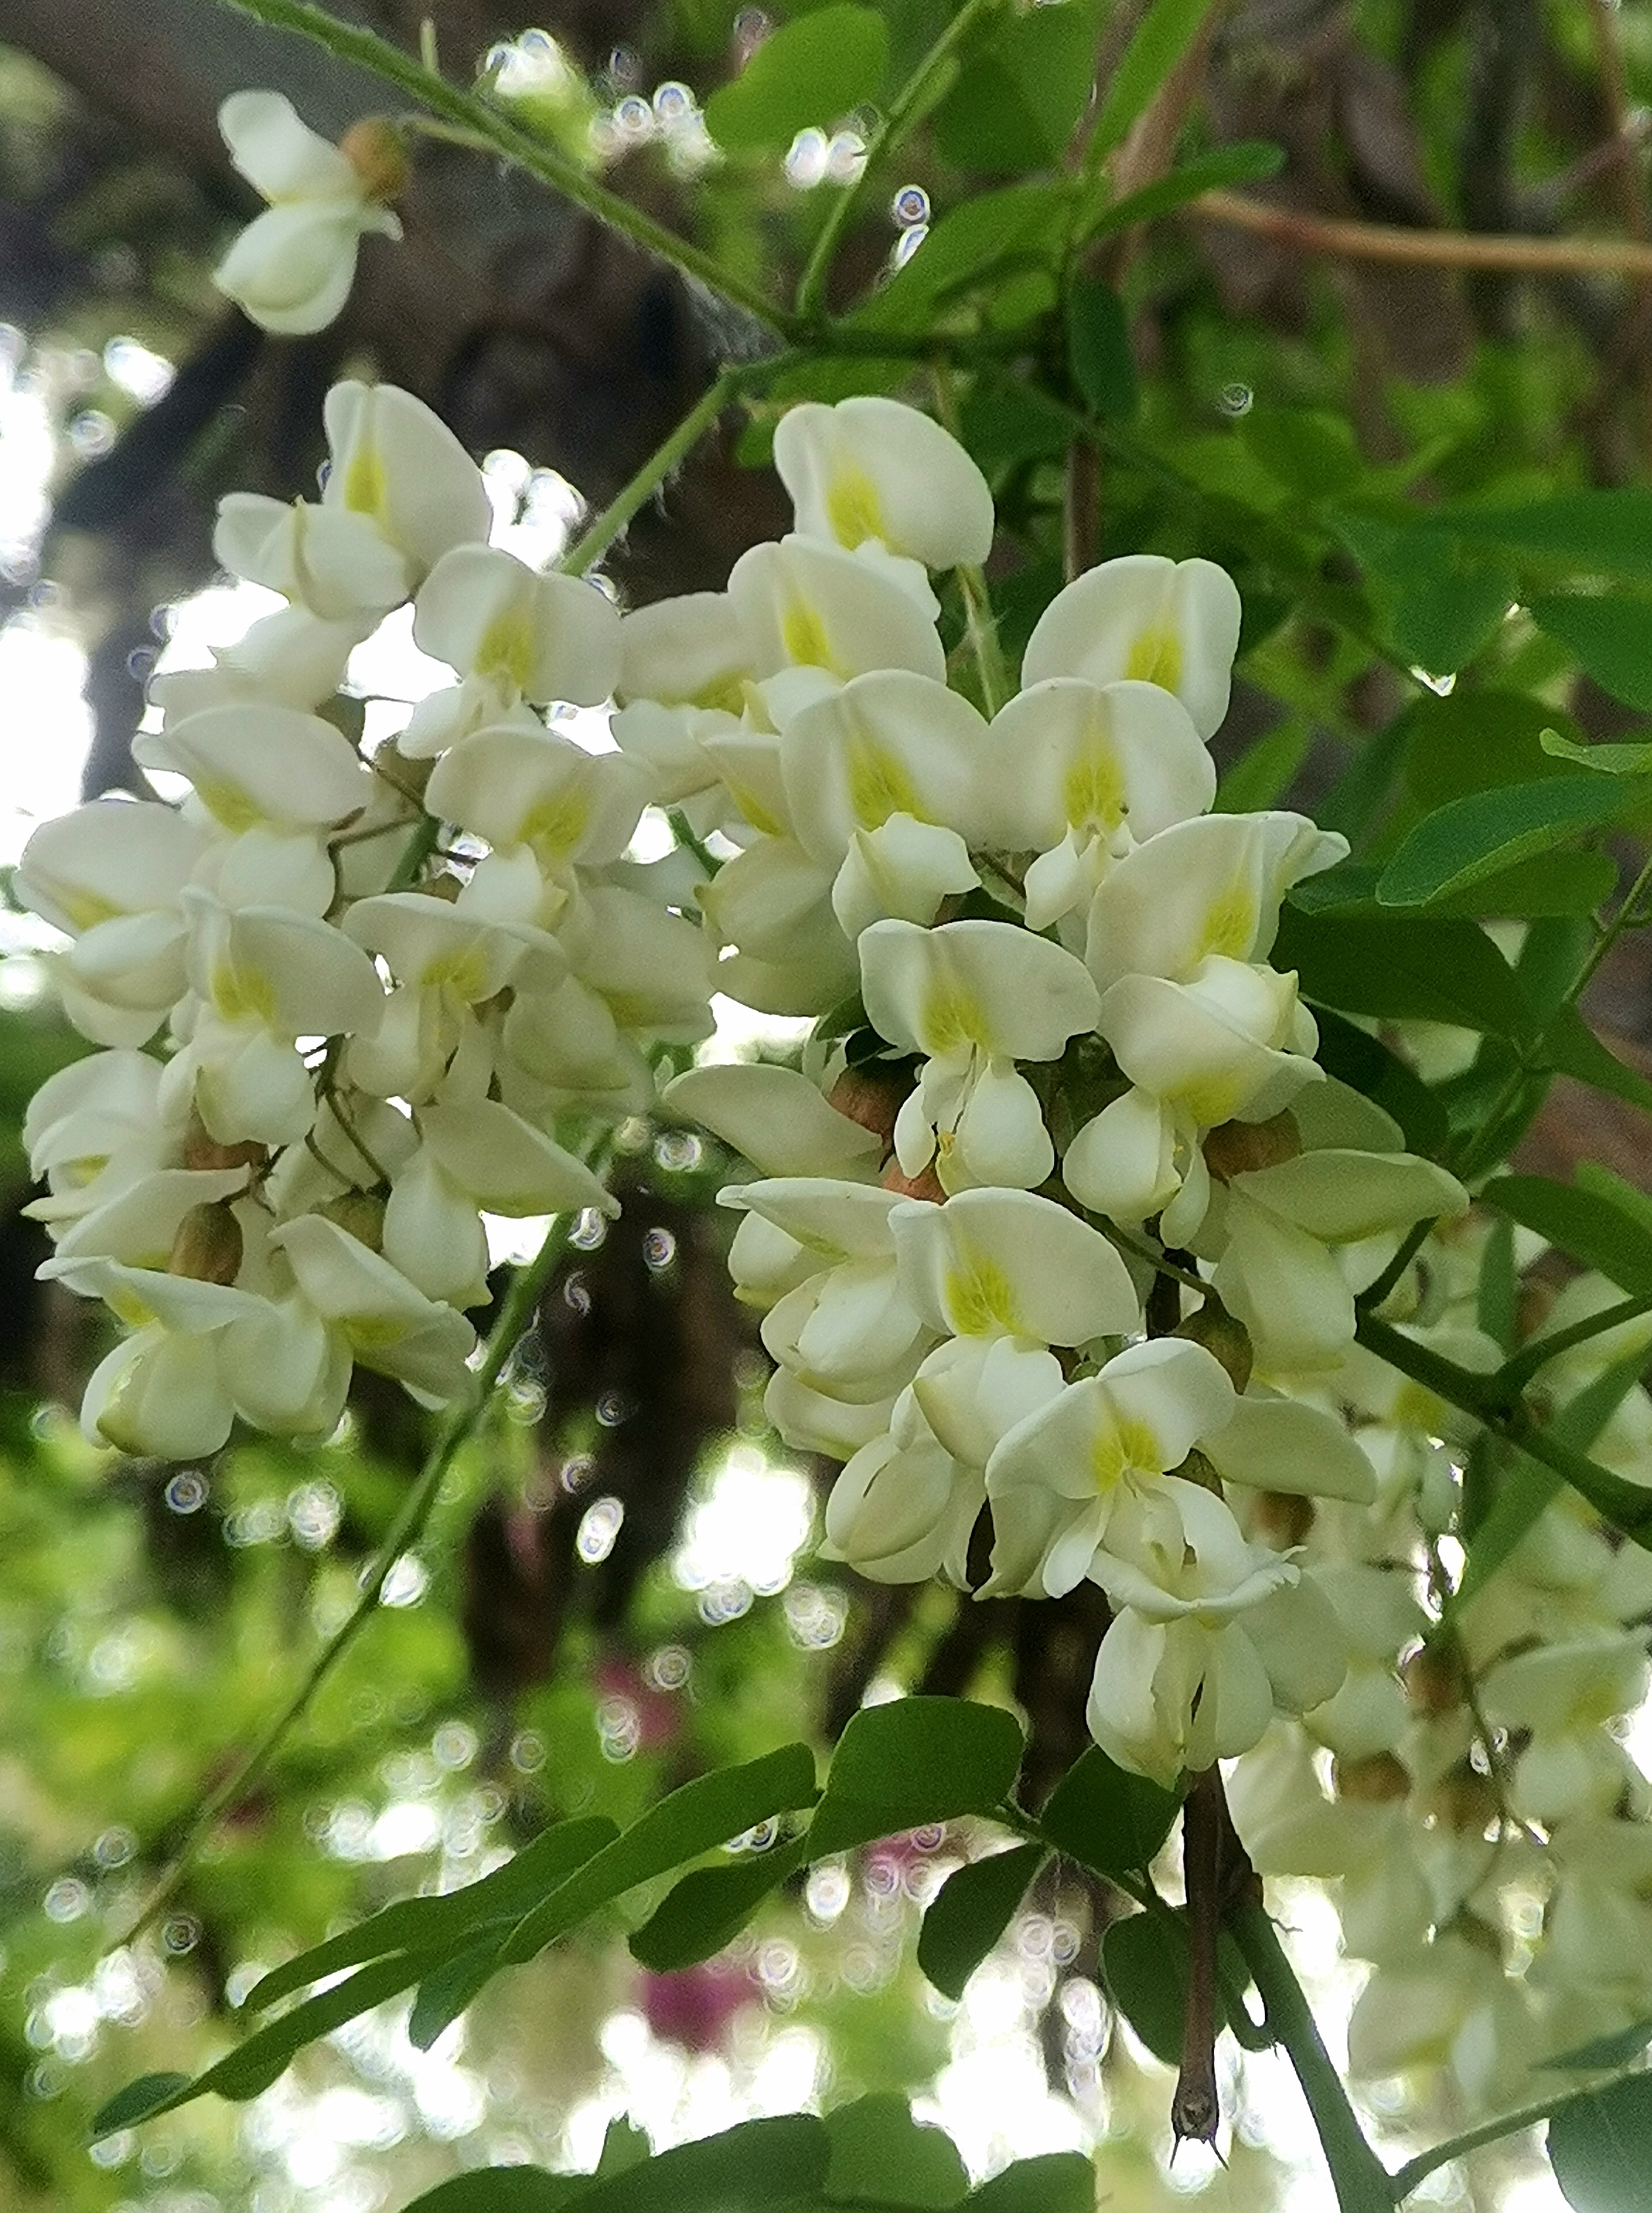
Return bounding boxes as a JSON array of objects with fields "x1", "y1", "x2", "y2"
[{"x1": 1191, "y1": 188, "x2": 1652, "y2": 279}]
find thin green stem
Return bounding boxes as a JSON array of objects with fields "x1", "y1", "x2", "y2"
[
  {"x1": 794, "y1": 0, "x2": 1006, "y2": 321},
  {"x1": 561, "y1": 363, "x2": 755, "y2": 576},
  {"x1": 212, "y1": 0, "x2": 793, "y2": 335},
  {"x1": 931, "y1": 365, "x2": 1010, "y2": 714},
  {"x1": 1229, "y1": 1904, "x2": 1397, "y2": 2213},
  {"x1": 1391, "y1": 2073, "x2": 1642, "y2": 2200},
  {"x1": 1356, "y1": 1217, "x2": 1437, "y2": 1314},
  {"x1": 120, "y1": 1216, "x2": 578, "y2": 1943},
  {"x1": 1496, "y1": 1290, "x2": 1652, "y2": 1394}
]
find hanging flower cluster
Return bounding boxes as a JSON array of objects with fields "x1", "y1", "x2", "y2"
[
  {"x1": 19, "y1": 379, "x2": 708, "y2": 1460},
  {"x1": 1231, "y1": 1228, "x2": 1652, "y2": 2114},
  {"x1": 623, "y1": 392, "x2": 1468, "y2": 1787}
]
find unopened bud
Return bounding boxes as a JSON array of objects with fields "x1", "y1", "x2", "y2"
[
  {"x1": 183, "y1": 1120, "x2": 266, "y2": 1174},
  {"x1": 881, "y1": 1158, "x2": 945, "y2": 1203},
  {"x1": 1202, "y1": 1111, "x2": 1300, "y2": 1183},
  {"x1": 168, "y1": 1200, "x2": 244, "y2": 1286},
  {"x1": 1174, "y1": 1298, "x2": 1253, "y2": 1392},
  {"x1": 1428, "y1": 1763, "x2": 1500, "y2": 1835},
  {"x1": 1402, "y1": 1640, "x2": 1463, "y2": 1715},
  {"x1": 339, "y1": 117, "x2": 411, "y2": 203},
  {"x1": 320, "y1": 1191, "x2": 386, "y2": 1250},
  {"x1": 830, "y1": 1065, "x2": 905, "y2": 1147},
  {"x1": 1332, "y1": 1752, "x2": 1410, "y2": 1804}
]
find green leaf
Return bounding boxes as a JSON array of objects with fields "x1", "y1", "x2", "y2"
[
  {"x1": 1376, "y1": 776, "x2": 1635, "y2": 909},
  {"x1": 1481, "y1": 1176, "x2": 1652, "y2": 1299},
  {"x1": 583, "y1": 2116, "x2": 830, "y2": 2213},
  {"x1": 247, "y1": 1815, "x2": 619, "y2": 2010},
  {"x1": 1243, "y1": 409, "x2": 1361, "y2": 500},
  {"x1": 823, "y1": 2096, "x2": 969, "y2": 2208},
  {"x1": 1531, "y1": 596, "x2": 1652, "y2": 712},
  {"x1": 1549, "y1": 2020, "x2": 1652, "y2": 2072},
  {"x1": 917, "y1": 1843, "x2": 1047, "y2": 2001},
  {"x1": 399, "y1": 2173, "x2": 584, "y2": 2213},
  {"x1": 1311, "y1": 1010, "x2": 1449, "y2": 1158},
  {"x1": 629, "y1": 1838, "x2": 810, "y2": 1971},
  {"x1": 92, "y1": 2074, "x2": 194, "y2": 2139},
  {"x1": 1101, "y1": 1911, "x2": 1204, "y2": 2068},
  {"x1": 1478, "y1": 1215, "x2": 1519, "y2": 1350},
  {"x1": 499, "y1": 1744, "x2": 819, "y2": 1962},
  {"x1": 407, "y1": 1939, "x2": 500, "y2": 2051},
  {"x1": 596, "y1": 2121, "x2": 652, "y2": 2179},
  {"x1": 1335, "y1": 511, "x2": 1515, "y2": 675},
  {"x1": 849, "y1": 184, "x2": 1067, "y2": 336},
  {"x1": 1272, "y1": 908, "x2": 1535, "y2": 1038},
  {"x1": 1541, "y1": 729, "x2": 1652, "y2": 778},
  {"x1": 1090, "y1": 0, "x2": 1220, "y2": 161},
  {"x1": 1426, "y1": 490, "x2": 1652, "y2": 580},
  {"x1": 705, "y1": 6, "x2": 888, "y2": 151},
  {"x1": 1401, "y1": 690, "x2": 1579, "y2": 812},
  {"x1": 1214, "y1": 715, "x2": 1309, "y2": 815},
  {"x1": 1039, "y1": 1745, "x2": 1180, "y2": 1880},
  {"x1": 1066, "y1": 281, "x2": 1136, "y2": 424},
  {"x1": 933, "y1": 0, "x2": 1103, "y2": 175},
  {"x1": 1289, "y1": 851, "x2": 1615, "y2": 922},
  {"x1": 963, "y1": 2156, "x2": 1095, "y2": 2213},
  {"x1": 808, "y1": 1696, "x2": 1026, "y2": 1856},
  {"x1": 1541, "y1": 1007, "x2": 1652, "y2": 1115},
  {"x1": 958, "y1": 388, "x2": 1073, "y2": 471},
  {"x1": 1548, "y1": 2071, "x2": 1652, "y2": 2211},
  {"x1": 1077, "y1": 139, "x2": 1283, "y2": 241}
]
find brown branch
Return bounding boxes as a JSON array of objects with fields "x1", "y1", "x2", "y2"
[
  {"x1": 1192, "y1": 188, "x2": 1652, "y2": 279},
  {"x1": 1584, "y1": 0, "x2": 1652, "y2": 466}
]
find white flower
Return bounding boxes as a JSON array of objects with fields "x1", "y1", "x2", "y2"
[
  {"x1": 859, "y1": 918, "x2": 1099, "y2": 1193},
  {"x1": 663, "y1": 1063, "x2": 881, "y2": 1180},
  {"x1": 727, "y1": 535, "x2": 947, "y2": 686},
  {"x1": 821, "y1": 1389, "x2": 983, "y2": 1585},
  {"x1": 773, "y1": 396, "x2": 995, "y2": 575},
  {"x1": 214, "y1": 92, "x2": 404, "y2": 336},
  {"x1": 1022, "y1": 553, "x2": 1244, "y2": 741},
  {"x1": 271, "y1": 1213, "x2": 476, "y2": 1404}
]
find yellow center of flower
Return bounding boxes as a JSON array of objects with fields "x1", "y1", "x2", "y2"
[
  {"x1": 1196, "y1": 876, "x2": 1258, "y2": 963},
  {"x1": 944, "y1": 1251, "x2": 1020, "y2": 1337},
  {"x1": 846, "y1": 736, "x2": 924, "y2": 830},
  {"x1": 780, "y1": 598, "x2": 841, "y2": 675},
  {"x1": 211, "y1": 959, "x2": 276, "y2": 1026},
  {"x1": 193, "y1": 777, "x2": 264, "y2": 836},
  {"x1": 420, "y1": 943, "x2": 492, "y2": 1002},
  {"x1": 826, "y1": 464, "x2": 887, "y2": 552},
  {"x1": 476, "y1": 610, "x2": 535, "y2": 694},
  {"x1": 343, "y1": 442, "x2": 388, "y2": 522},
  {"x1": 1125, "y1": 625, "x2": 1182, "y2": 692},
  {"x1": 1062, "y1": 737, "x2": 1127, "y2": 838},
  {"x1": 520, "y1": 787, "x2": 591, "y2": 862},
  {"x1": 920, "y1": 979, "x2": 990, "y2": 1057},
  {"x1": 1091, "y1": 1413, "x2": 1161, "y2": 1494},
  {"x1": 58, "y1": 888, "x2": 124, "y2": 931}
]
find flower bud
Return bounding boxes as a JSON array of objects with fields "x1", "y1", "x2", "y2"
[
  {"x1": 338, "y1": 117, "x2": 411, "y2": 203},
  {"x1": 1173, "y1": 1299, "x2": 1253, "y2": 1392},
  {"x1": 167, "y1": 1200, "x2": 245, "y2": 1286},
  {"x1": 183, "y1": 1121, "x2": 267, "y2": 1174},
  {"x1": 1332, "y1": 1751, "x2": 1410, "y2": 1804},
  {"x1": 828, "y1": 1065, "x2": 905, "y2": 1147},
  {"x1": 321, "y1": 1190, "x2": 386, "y2": 1251},
  {"x1": 1402, "y1": 1639, "x2": 1464, "y2": 1715},
  {"x1": 1203, "y1": 1111, "x2": 1300, "y2": 1183}
]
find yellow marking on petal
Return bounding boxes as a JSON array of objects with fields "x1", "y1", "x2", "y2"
[
  {"x1": 826, "y1": 463, "x2": 886, "y2": 552},
  {"x1": 211, "y1": 959, "x2": 276, "y2": 1026},
  {"x1": 107, "y1": 1283, "x2": 155, "y2": 1329},
  {"x1": 343, "y1": 442, "x2": 388, "y2": 521},
  {"x1": 1062, "y1": 738, "x2": 1127, "y2": 837},
  {"x1": 1196, "y1": 876, "x2": 1259, "y2": 963},
  {"x1": 601, "y1": 991, "x2": 653, "y2": 1028},
  {"x1": 846, "y1": 735, "x2": 924, "y2": 830},
  {"x1": 420, "y1": 944, "x2": 491, "y2": 1001},
  {"x1": 520, "y1": 789, "x2": 591, "y2": 861},
  {"x1": 920, "y1": 981, "x2": 989, "y2": 1057},
  {"x1": 1125, "y1": 626, "x2": 1182, "y2": 692},
  {"x1": 780, "y1": 598, "x2": 839, "y2": 674},
  {"x1": 475, "y1": 611, "x2": 535, "y2": 692},
  {"x1": 1091, "y1": 1412, "x2": 1161, "y2": 1495},
  {"x1": 192, "y1": 777, "x2": 264, "y2": 835},
  {"x1": 944, "y1": 1251, "x2": 1020, "y2": 1337},
  {"x1": 700, "y1": 673, "x2": 750, "y2": 716},
  {"x1": 724, "y1": 780, "x2": 787, "y2": 839},
  {"x1": 345, "y1": 1316, "x2": 404, "y2": 1351},
  {"x1": 57, "y1": 889, "x2": 124, "y2": 931}
]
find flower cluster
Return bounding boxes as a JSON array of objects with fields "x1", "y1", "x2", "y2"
[
  {"x1": 19, "y1": 377, "x2": 711, "y2": 1459},
  {"x1": 1232, "y1": 1231, "x2": 1652, "y2": 2116},
  {"x1": 617, "y1": 392, "x2": 1468, "y2": 1787}
]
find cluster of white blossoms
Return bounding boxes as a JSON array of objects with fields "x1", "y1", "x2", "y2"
[
  {"x1": 622, "y1": 392, "x2": 1469, "y2": 1788},
  {"x1": 1231, "y1": 1228, "x2": 1652, "y2": 2116},
  {"x1": 19, "y1": 377, "x2": 710, "y2": 1460}
]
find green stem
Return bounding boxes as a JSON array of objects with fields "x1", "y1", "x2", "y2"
[
  {"x1": 794, "y1": 0, "x2": 1006, "y2": 321},
  {"x1": 1229, "y1": 1904, "x2": 1397, "y2": 2213},
  {"x1": 1495, "y1": 1290, "x2": 1652, "y2": 1394},
  {"x1": 1391, "y1": 2073, "x2": 1642, "y2": 2200},
  {"x1": 120, "y1": 1217, "x2": 576, "y2": 1943},
  {"x1": 1355, "y1": 1216, "x2": 1437, "y2": 1314},
  {"x1": 561, "y1": 363, "x2": 756, "y2": 576},
  {"x1": 931, "y1": 365, "x2": 1010, "y2": 714},
  {"x1": 212, "y1": 0, "x2": 793, "y2": 335}
]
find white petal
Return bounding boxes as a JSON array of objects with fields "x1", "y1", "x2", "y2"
[
  {"x1": 382, "y1": 1148, "x2": 491, "y2": 1306},
  {"x1": 219, "y1": 90, "x2": 359, "y2": 201},
  {"x1": 418, "y1": 1098, "x2": 616, "y2": 1216},
  {"x1": 1201, "y1": 1390, "x2": 1377, "y2": 1502},
  {"x1": 727, "y1": 536, "x2": 946, "y2": 685},
  {"x1": 859, "y1": 917, "x2": 1099, "y2": 1062},
  {"x1": 1022, "y1": 553, "x2": 1243, "y2": 740},
  {"x1": 988, "y1": 677, "x2": 1215, "y2": 856},
  {"x1": 891, "y1": 1186, "x2": 1138, "y2": 1343},
  {"x1": 780, "y1": 671, "x2": 990, "y2": 867},
  {"x1": 322, "y1": 380, "x2": 492, "y2": 575},
  {"x1": 667, "y1": 1064, "x2": 881, "y2": 1180},
  {"x1": 774, "y1": 396, "x2": 994, "y2": 570},
  {"x1": 413, "y1": 545, "x2": 620, "y2": 707},
  {"x1": 1231, "y1": 1150, "x2": 1468, "y2": 1245},
  {"x1": 1063, "y1": 1088, "x2": 1182, "y2": 1224}
]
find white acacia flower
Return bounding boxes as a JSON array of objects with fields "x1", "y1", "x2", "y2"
[
  {"x1": 400, "y1": 545, "x2": 622, "y2": 757},
  {"x1": 727, "y1": 535, "x2": 948, "y2": 687},
  {"x1": 661, "y1": 1063, "x2": 881, "y2": 1181},
  {"x1": 821, "y1": 1388, "x2": 983, "y2": 1585},
  {"x1": 986, "y1": 678, "x2": 1216, "y2": 930},
  {"x1": 215, "y1": 92, "x2": 405, "y2": 336},
  {"x1": 148, "y1": 606, "x2": 372, "y2": 724},
  {"x1": 22, "y1": 1050, "x2": 181, "y2": 1230},
  {"x1": 773, "y1": 396, "x2": 995, "y2": 580},
  {"x1": 16, "y1": 800, "x2": 207, "y2": 1048},
  {"x1": 76, "y1": 1261, "x2": 265, "y2": 1458},
  {"x1": 859, "y1": 918, "x2": 1099, "y2": 1193},
  {"x1": 271, "y1": 1212, "x2": 476, "y2": 1404},
  {"x1": 425, "y1": 726, "x2": 651, "y2": 887},
  {"x1": 1022, "y1": 553, "x2": 1244, "y2": 741}
]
